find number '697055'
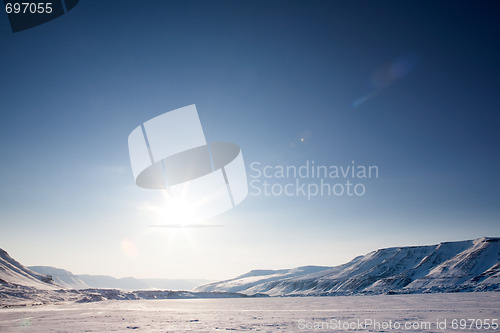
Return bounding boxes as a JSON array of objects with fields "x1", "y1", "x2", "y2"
[{"x1": 6, "y1": 2, "x2": 53, "y2": 14}]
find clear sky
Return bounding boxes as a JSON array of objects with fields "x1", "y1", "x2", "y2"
[{"x1": 0, "y1": 1, "x2": 499, "y2": 280}]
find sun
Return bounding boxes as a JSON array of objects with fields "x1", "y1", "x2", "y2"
[
  {"x1": 162, "y1": 199, "x2": 201, "y2": 226},
  {"x1": 158, "y1": 190, "x2": 204, "y2": 227},
  {"x1": 138, "y1": 190, "x2": 210, "y2": 228}
]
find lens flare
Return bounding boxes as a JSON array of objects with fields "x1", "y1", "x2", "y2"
[
  {"x1": 121, "y1": 238, "x2": 138, "y2": 259},
  {"x1": 353, "y1": 54, "x2": 418, "y2": 108}
]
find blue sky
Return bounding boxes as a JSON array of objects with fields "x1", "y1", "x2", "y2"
[{"x1": 0, "y1": 1, "x2": 499, "y2": 280}]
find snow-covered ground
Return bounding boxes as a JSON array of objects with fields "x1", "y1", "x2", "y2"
[{"x1": 0, "y1": 292, "x2": 498, "y2": 332}]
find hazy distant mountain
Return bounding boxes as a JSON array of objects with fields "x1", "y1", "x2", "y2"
[
  {"x1": 0, "y1": 249, "x2": 58, "y2": 290},
  {"x1": 77, "y1": 275, "x2": 149, "y2": 290},
  {"x1": 141, "y1": 278, "x2": 212, "y2": 291},
  {"x1": 195, "y1": 266, "x2": 332, "y2": 293},
  {"x1": 28, "y1": 267, "x2": 212, "y2": 291},
  {"x1": 28, "y1": 266, "x2": 89, "y2": 289},
  {"x1": 196, "y1": 237, "x2": 500, "y2": 296}
]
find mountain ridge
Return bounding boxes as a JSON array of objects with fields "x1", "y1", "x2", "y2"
[
  {"x1": 27, "y1": 267, "x2": 213, "y2": 291},
  {"x1": 0, "y1": 249, "x2": 57, "y2": 290},
  {"x1": 196, "y1": 237, "x2": 500, "y2": 296},
  {"x1": 0, "y1": 249, "x2": 258, "y2": 306},
  {"x1": 2, "y1": 237, "x2": 498, "y2": 302}
]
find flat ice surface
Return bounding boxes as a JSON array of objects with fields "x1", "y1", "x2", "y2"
[{"x1": 1, "y1": 292, "x2": 499, "y2": 332}]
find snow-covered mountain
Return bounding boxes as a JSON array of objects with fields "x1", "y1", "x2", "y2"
[
  {"x1": 196, "y1": 237, "x2": 500, "y2": 296},
  {"x1": 141, "y1": 278, "x2": 212, "y2": 291},
  {"x1": 76, "y1": 274, "x2": 149, "y2": 290},
  {"x1": 28, "y1": 267, "x2": 212, "y2": 291},
  {"x1": 28, "y1": 266, "x2": 89, "y2": 289},
  {"x1": 3, "y1": 236, "x2": 499, "y2": 305},
  {"x1": 0, "y1": 249, "x2": 258, "y2": 306},
  {"x1": 0, "y1": 249, "x2": 58, "y2": 290},
  {"x1": 195, "y1": 266, "x2": 332, "y2": 293}
]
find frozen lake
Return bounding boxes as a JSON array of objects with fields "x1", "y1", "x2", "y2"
[{"x1": 1, "y1": 292, "x2": 499, "y2": 332}]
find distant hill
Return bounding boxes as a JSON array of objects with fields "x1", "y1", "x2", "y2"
[
  {"x1": 141, "y1": 278, "x2": 212, "y2": 291},
  {"x1": 28, "y1": 266, "x2": 89, "y2": 289},
  {"x1": 195, "y1": 266, "x2": 332, "y2": 293},
  {"x1": 196, "y1": 237, "x2": 500, "y2": 296},
  {"x1": 27, "y1": 267, "x2": 212, "y2": 291},
  {"x1": 76, "y1": 274, "x2": 149, "y2": 290}
]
